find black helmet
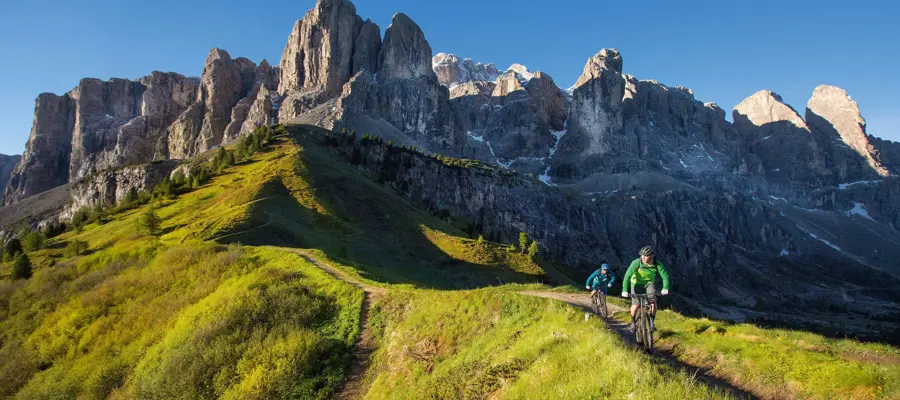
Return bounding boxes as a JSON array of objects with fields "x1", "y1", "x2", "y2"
[{"x1": 639, "y1": 245, "x2": 655, "y2": 257}]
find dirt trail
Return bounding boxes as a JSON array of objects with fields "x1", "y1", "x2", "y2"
[
  {"x1": 520, "y1": 290, "x2": 760, "y2": 400},
  {"x1": 292, "y1": 250, "x2": 385, "y2": 400}
]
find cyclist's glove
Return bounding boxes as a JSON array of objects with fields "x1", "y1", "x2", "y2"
[
  {"x1": 661, "y1": 289, "x2": 669, "y2": 295},
  {"x1": 585, "y1": 286, "x2": 590, "y2": 290},
  {"x1": 621, "y1": 292, "x2": 628, "y2": 298},
  {"x1": 607, "y1": 284, "x2": 612, "y2": 288}
]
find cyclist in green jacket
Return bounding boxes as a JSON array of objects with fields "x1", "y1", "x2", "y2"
[{"x1": 621, "y1": 246, "x2": 671, "y2": 332}]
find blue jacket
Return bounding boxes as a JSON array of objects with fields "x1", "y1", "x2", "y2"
[{"x1": 586, "y1": 269, "x2": 615, "y2": 289}]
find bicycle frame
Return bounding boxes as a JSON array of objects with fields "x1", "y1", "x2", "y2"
[{"x1": 590, "y1": 290, "x2": 608, "y2": 318}]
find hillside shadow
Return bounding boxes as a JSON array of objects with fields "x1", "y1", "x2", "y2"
[{"x1": 213, "y1": 131, "x2": 549, "y2": 290}]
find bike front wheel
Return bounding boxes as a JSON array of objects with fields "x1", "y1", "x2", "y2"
[
  {"x1": 599, "y1": 294, "x2": 608, "y2": 319},
  {"x1": 642, "y1": 311, "x2": 654, "y2": 352}
]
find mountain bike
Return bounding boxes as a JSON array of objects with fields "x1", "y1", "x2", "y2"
[
  {"x1": 590, "y1": 290, "x2": 608, "y2": 319},
  {"x1": 632, "y1": 294, "x2": 654, "y2": 353}
]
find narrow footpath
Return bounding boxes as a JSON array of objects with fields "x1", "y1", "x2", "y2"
[{"x1": 292, "y1": 250, "x2": 386, "y2": 400}]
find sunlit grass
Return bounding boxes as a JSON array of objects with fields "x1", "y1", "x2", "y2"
[{"x1": 362, "y1": 288, "x2": 729, "y2": 399}]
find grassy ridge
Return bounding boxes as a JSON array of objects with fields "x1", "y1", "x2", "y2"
[
  {"x1": 639, "y1": 310, "x2": 900, "y2": 399},
  {"x1": 362, "y1": 289, "x2": 728, "y2": 399},
  {"x1": 0, "y1": 134, "x2": 549, "y2": 398}
]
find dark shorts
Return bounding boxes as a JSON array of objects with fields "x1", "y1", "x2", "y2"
[
  {"x1": 630, "y1": 282, "x2": 656, "y2": 306},
  {"x1": 591, "y1": 286, "x2": 608, "y2": 295}
]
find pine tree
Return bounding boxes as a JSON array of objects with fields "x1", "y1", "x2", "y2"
[
  {"x1": 519, "y1": 232, "x2": 528, "y2": 253},
  {"x1": 3, "y1": 238, "x2": 23, "y2": 262},
  {"x1": 138, "y1": 207, "x2": 162, "y2": 236},
  {"x1": 13, "y1": 253, "x2": 32, "y2": 280},
  {"x1": 476, "y1": 235, "x2": 485, "y2": 247}
]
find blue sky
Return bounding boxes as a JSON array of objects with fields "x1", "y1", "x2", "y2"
[{"x1": 0, "y1": 0, "x2": 897, "y2": 155}]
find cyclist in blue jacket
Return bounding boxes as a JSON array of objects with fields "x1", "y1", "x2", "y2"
[{"x1": 585, "y1": 263, "x2": 615, "y2": 295}]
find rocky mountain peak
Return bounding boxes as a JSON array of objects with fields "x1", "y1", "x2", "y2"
[
  {"x1": 734, "y1": 90, "x2": 809, "y2": 132},
  {"x1": 278, "y1": 0, "x2": 362, "y2": 98},
  {"x1": 377, "y1": 13, "x2": 435, "y2": 81},
  {"x1": 506, "y1": 63, "x2": 534, "y2": 82},
  {"x1": 432, "y1": 53, "x2": 501, "y2": 87},
  {"x1": 575, "y1": 48, "x2": 622, "y2": 87},
  {"x1": 806, "y1": 84, "x2": 890, "y2": 177},
  {"x1": 491, "y1": 70, "x2": 526, "y2": 100}
]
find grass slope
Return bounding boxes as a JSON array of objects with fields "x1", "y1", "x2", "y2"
[
  {"x1": 637, "y1": 309, "x2": 900, "y2": 399},
  {"x1": 0, "y1": 133, "x2": 547, "y2": 398},
  {"x1": 1, "y1": 127, "x2": 898, "y2": 399},
  {"x1": 362, "y1": 288, "x2": 728, "y2": 399}
]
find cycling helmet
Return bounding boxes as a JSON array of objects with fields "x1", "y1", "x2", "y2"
[
  {"x1": 639, "y1": 245, "x2": 655, "y2": 257},
  {"x1": 601, "y1": 263, "x2": 609, "y2": 270}
]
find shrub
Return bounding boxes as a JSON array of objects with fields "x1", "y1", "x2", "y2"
[
  {"x1": 63, "y1": 240, "x2": 89, "y2": 258},
  {"x1": 71, "y1": 207, "x2": 91, "y2": 230},
  {"x1": 12, "y1": 253, "x2": 32, "y2": 280},
  {"x1": 518, "y1": 232, "x2": 528, "y2": 253},
  {"x1": 43, "y1": 221, "x2": 66, "y2": 239},
  {"x1": 20, "y1": 230, "x2": 44, "y2": 252},
  {"x1": 527, "y1": 241, "x2": 539, "y2": 258}
]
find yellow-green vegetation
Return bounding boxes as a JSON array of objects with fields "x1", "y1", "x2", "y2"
[
  {"x1": 2, "y1": 125, "x2": 899, "y2": 399},
  {"x1": 361, "y1": 288, "x2": 728, "y2": 399},
  {"x1": 0, "y1": 241, "x2": 363, "y2": 399},
  {"x1": 0, "y1": 130, "x2": 549, "y2": 398},
  {"x1": 611, "y1": 309, "x2": 900, "y2": 400}
]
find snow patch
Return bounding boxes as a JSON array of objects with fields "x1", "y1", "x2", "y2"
[
  {"x1": 838, "y1": 180, "x2": 880, "y2": 190},
  {"x1": 798, "y1": 226, "x2": 843, "y2": 252},
  {"x1": 467, "y1": 131, "x2": 484, "y2": 143},
  {"x1": 538, "y1": 165, "x2": 555, "y2": 186},
  {"x1": 780, "y1": 249, "x2": 790, "y2": 256},
  {"x1": 847, "y1": 202, "x2": 874, "y2": 221},
  {"x1": 679, "y1": 159, "x2": 687, "y2": 168},
  {"x1": 768, "y1": 195, "x2": 787, "y2": 202},
  {"x1": 762, "y1": 135, "x2": 772, "y2": 140}
]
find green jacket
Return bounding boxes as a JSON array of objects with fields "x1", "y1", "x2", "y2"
[{"x1": 621, "y1": 258, "x2": 670, "y2": 293}]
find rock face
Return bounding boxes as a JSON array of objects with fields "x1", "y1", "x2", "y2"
[
  {"x1": 552, "y1": 49, "x2": 627, "y2": 178},
  {"x1": 437, "y1": 54, "x2": 567, "y2": 162},
  {"x1": 3, "y1": 93, "x2": 75, "y2": 205},
  {"x1": 304, "y1": 130, "x2": 900, "y2": 340},
  {"x1": 278, "y1": 0, "x2": 374, "y2": 122},
  {"x1": 806, "y1": 84, "x2": 891, "y2": 179},
  {"x1": 482, "y1": 71, "x2": 566, "y2": 159},
  {"x1": 62, "y1": 161, "x2": 178, "y2": 219},
  {"x1": 732, "y1": 90, "x2": 827, "y2": 190},
  {"x1": 432, "y1": 53, "x2": 502, "y2": 87},
  {"x1": 551, "y1": 49, "x2": 735, "y2": 183},
  {"x1": 0, "y1": 154, "x2": 20, "y2": 195},
  {"x1": 224, "y1": 60, "x2": 281, "y2": 142},
  {"x1": 167, "y1": 49, "x2": 258, "y2": 158},
  {"x1": 372, "y1": 13, "x2": 465, "y2": 153},
  {"x1": 66, "y1": 73, "x2": 199, "y2": 181}
]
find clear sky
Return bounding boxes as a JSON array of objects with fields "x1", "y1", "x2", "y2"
[{"x1": 0, "y1": 0, "x2": 897, "y2": 155}]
